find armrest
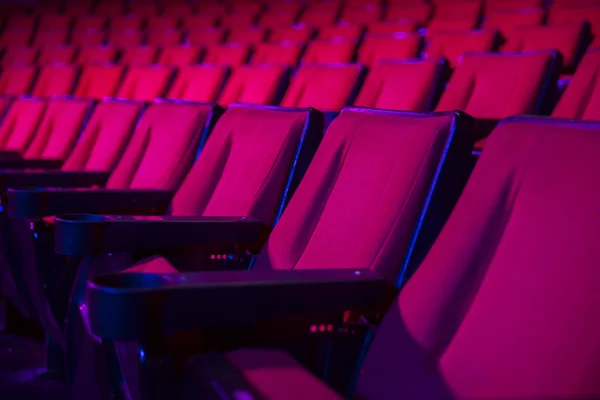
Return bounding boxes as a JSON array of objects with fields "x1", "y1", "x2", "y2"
[
  {"x1": 54, "y1": 215, "x2": 269, "y2": 256},
  {"x1": 6, "y1": 188, "x2": 174, "y2": 219},
  {"x1": 87, "y1": 269, "x2": 389, "y2": 341},
  {"x1": 0, "y1": 150, "x2": 23, "y2": 160},
  {"x1": 0, "y1": 158, "x2": 63, "y2": 170},
  {"x1": 0, "y1": 170, "x2": 110, "y2": 192}
]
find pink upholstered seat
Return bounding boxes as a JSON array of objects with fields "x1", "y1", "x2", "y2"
[
  {"x1": 427, "y1": 0, "x2": 482, "y2": 34},
  {"x1": 116, "y1": 65, "x2": 174, "y2": 102},
  {"x1": 0, "y1": 98, "x2": 47, "y2": 153},
  {"x1": 369, "y1": 20, "x2": 419, "y2": 35},
  {"x1": 147, "y1": 29, "x2": 184, "y2": 47},
  {"x1": 302, "y1": 38, "x2": 356, "y2": 63},
  {"x1": 120, "y1": 46, "x2": 158, "y2": 65},
  {"x1": 269, "y1": 25, "x2": 314, "y2": 43},
  {"x1": 483, "y1": 7, "x2": 545, "y2": 37},
  {"x1": 76, "y1": 46, "x2": 118, "y2": 64},
  {"x1": 218, "y1": 64, "x2": 288, "y2": 106},
  {"x1": 426, "y1": 30, "x2": 498, "y2": 69},
  {"x1": 37, "y1": 44, "x2": 78, "y2": 64},
  {"x1": 74, "y1": 63, "x2": 125, "y2": 100},
  {"x1": 354, "y1": 59, "x2": 444, "y2": 111},
  {"x1": 157, "y1": 46, "x2": 202, "y2": 66},
  {"x1": 281, "y1": 63, "x2": 363, "y2": 111},
  {"x1": 386, "y1": 3, "x2": 432, "y2": 26},
  {"x1": 166, "y1": 64, "x2": 228, "y2": 103},
  {"x1": 548, "y1": 4, "x2": 600, "y2": 47},
  {"x1": 187, "y1": 28, "x2": 227, "y2": 46},
  {"x1": 0, "y1": 64, "x2": 37, "y2": 96},
  {"x1": 318, "y1": 24, "x2": 363, "y2": 41},
  {"x1": 357, "y1": 33, "x2": 422, "y2": 66},
  {"x1": 204, "y1": 43, "x2": 251, "y2": 66},
  {"x1": 1, "y1": 45, "x2": 38, "y2": 65},
  {"x1": 251, "y1": 42, "x2": 304, "y2": 66},
  {"x1": 228, "y1": 27, "x2": 268, "y2": 45},
  {"x1": 31, "y1": 64, "x2": 78, "y2": 97},
  {"x1": 339, "y1": 5, "x2": 384, "y2": 26}
]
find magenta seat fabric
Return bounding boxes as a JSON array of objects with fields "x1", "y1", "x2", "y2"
[
  {"x1": 302, "y1": 38, "x2": 357, "y2": 63},
  {"x1": 0, "y1": 64, "x2": 36, "y2": 95},
  {"x1": 1, "y1": 45, "x2": 38, "y2": 65},
  {"x1": 218, "y1": 64, "x2": 288, "y2": 106},
  {"x1": 386, "y1": 3, "x2": 432, "y2": 26},
  {"x1": 251, "y1": 42, "x2": 304, "y2": 66},
  {"x1": 166, "y1": 64, "x2": 228, "y2": 103},
  {"x1": 228, "y1": 27, "x2": 268, "y2": 45},
  {"x1": 76, "y1": 46, "x2": 118, "y2": 64},
  {"x1": 74, "y1": 64, "x2": 125, "y2": 100},
  {"x1": 357, "y1": 33, "x2": 422, "y2": 66},
  {"x1": 115, "y1": 65, "x2": 174, "y2": 102},
  {"x1": 120, "y1": 46, "x2": 158, "y2": 65},
  {"x1": 269, "y1": 25, "x2": 314, "y2": 43},
  {"x1": 38, "y1": 44, "x2": 78, "y2": 64},
  {"x1": 187, "y1": 27, "x2": 227, "y2": 46},
  {"x1": 318, "y1": 24, "x2": 363, "y2": 41},
  {"x1": 281, "y1": 63, "x2": 363, "y2": 111},
  {"x1": 548, "y1": 4, "x2": 600, "y2": 47},
  {"x1": 31, "y1": 64, "x2": 78, "y2": 97},
  {"x1": 426, "y1": 30, "x2": 498, "y2": 69},
  {"x1": 156, "y1": 46, "x2": 202, "y2": 66},
  {"x1": 204, "y1": 43, "x2": 251, "y2": 66},
  {"x1": 0, "y1": 98, "x2": 47, "y2": 153}
]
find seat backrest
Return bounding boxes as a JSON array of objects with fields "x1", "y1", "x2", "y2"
[
  {"x1": 281, "y1": 63, "x2": 363, "y2": 111},
  {"x1": 171, "y1": 104, "x2": 322, "y2": 226},
  {"x1": 146, "y1": 15, "x2": 180, "y2": 30},
  {"x1": 32, "y1": 28, "x2": 69, "y2": 47},
  {"x1": 157, "y1": 46, "x2": 202, "y2": 66},
  {"x1": 120, "y1": 46, "x2": 158, "y2": 65},
  {"x1": 435, "y1": 51, "x2": 557, "y2": 119},
  {"x1": 106, "y1": 101, "x2": 217, "y2": 190},
  {"x1": 23, "y1": 97, "x2": 92, "y2": 160},
  {"x1": 62, "y1": 100, "x2": 142, "y2": 172},
  {"x1": 166, "y1": 64, "x2": 228, "y2": 102},
  {"x1": 357, "y1": 117, "x2": 600, "y2": 400},
  {"x1": 302, "y1": 38, "x2": 356, "y2": 63},
  {"x1": 483, "y1": 7, "x2": 545, "y2": 36},
  {"x1": 5, "y1": 15, "x2": 36, "y2": 32},
  {"x1": 74, "y1": 64, "x2": 125, "y2": 100},
  {"x1": 548, "y1": 4, "x2": 600, "y2": 45},
  {"x1": 73, "y1": 15, "x2": 106, "y2": 31},
  {"x1": 299, "y1": 8, "x2": 339, "y2": 27},
  {"x1": 1, "y1": 45, "x2": 38, "y2": 65},
  {"x1": 0, "y1": 64, "x2": 37, "y2": 96},
  {"x1": 259, "y1": 9, "x2": 298, "y2": 28},
  {"x1": 116, "y1": 65, "x2": 174, "y2": 102},
  {"x1": 228, "y1": 27, "x2": 268, "y2": 45},
  {"x1": 340, "y1": 5, "x2": 384, "y2": 26},
  {"x1": 427, "y1": 30, "x2": 498, "y2": 69},
  {"x1": 38, "y1": 44, "x2": 77, "y2": 64},
  {"x1": 182, "y1": 15, "x2": 220, "y2": 30},
  {"x1": 31, "y1": 64, "x2": 78, "y2": 97},
  {"x1": 253, "y1": 108, "x2": 463, "y2": 280},
  {"x1": 187, "y1": 27, "x2": 227, "y2": 46},
  {"x1": 318, "y1": 24, "x2": 363, "y2": 41},
  {"x1": 147, "y1": 29, "x2": 184, "y2": 47},
  {"x1": 0, "y1": 98, "x2": 47, "y2": 152},
  {"x1": 70, "y1": 27, "x2": 106, "y2": 46},
  {"x1": 354, "y1": 59, "x2": 443, "y2": 111},
  {"x1": 110, "y1": 15, "x2": 143, "y2": 30},
  {"x1": 269, "y1": 25, "x2": 314, "y2": 43},
  {"x1": 108, "y1": 28, "x2": 144, "y2": 48},
  {"x1": 251, "y1": 42, "x2": 303, "y2": 66},
  {"x1": 39, "y1": 13, "x2": 72, "y2": 30},
  {"x1": 486, "y1": 0, "x2": 543, "y2": 12},
  {"x1": 502, "y1": 22, "x2": 589, "y2": 73},
  {"x1": 0, "y1": 28, "x2": 33, "y2": 47},
  {"x1": 386, "y1": 4, "x2": 432, "y2": 25},
  {"x1": 76, "y1": 45, "x2": 117, "y2": 64},
  {"x1": 204, "y1": 43, "x2": 251, "y2": 66},
  {"x1": 357, "y1": 33, "x2": 422, "y2": 66},
  {"x1": 220, "y1": 11, "x2": 259, "y2": 28},
  {"x1": 94, "y1": 0, "x2": 125, "y2": 16},
  {"x1": 428, "y1": 0, "x2": 482, "y2": 32},
  {"x1": 552, "y1": 50, "x2": 600, "y2": 120},
  {"x1": 369, "y1": 20, "x2": 419, "y2": 35},
  {"x1": 218, "y1": 64, "x2": 288, "y2": 106}
]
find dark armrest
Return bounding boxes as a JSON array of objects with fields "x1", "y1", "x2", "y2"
[
  {"x1": 0, "y1": 170, "x2": 110, "y2": 192},
  {"x1": 0, "y1": 158, "x2": 63, "y2": 170},
  {"x1": 7, "y1": 188, "x2": 174, "y2": 218},
  {"x1": 0, "y1": 150, "x2": 23, "y2": 160},
  {"x1": 54, "y1": 215, "x2": 269, "y2": 256},
  {"x1": 87, "y1": 269, "x2": 389, "y2": 341}
]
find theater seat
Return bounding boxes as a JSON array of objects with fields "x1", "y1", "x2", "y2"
[
  {"x1": 157, "y1": 46, "x2": 202, "y2": 66},
  {"x1": 38, "y1": 44, "x2": 78, "y2": 64},
  {"x1": 0, "y1": 64, "x2": 36, "y2": 96},
  {"x1": 0, "y1": 98, "x2": 47, "y2": 155},
  {"x1": 220, "y1": 12, "x2": 259, "y2": 28},
  {"x1": 251, "y1": 42, "x2": 304, "y2": 66},
  {"x1": 32, "y1": 28, "x2": 69, "y2": 47},
  {"x1": 70, "y1": 27, "x2": 106, "y2": 46},
  {"x1": 116, "y1": 65, "x2": 174, "y2": 102},
  {"x1": 111, "y1": 15, "x2": 143, "y2": 31},
  {"x1": 502, "y1": 22, "x2": 589, "y2": 73},
  {"x1": 187, "y1": 27, "x2": 227, "y2": 46},
  {"x1": 108, "y1": 28, "x2": 144, "y2": 48},
  {"x1": 354, "y1": 59, "x2": 444, "y2": 111},
  {"x1": 73, "y1": 15, "x2": 107, "y2": 31},
  {"x1": 166, "y1": 64, "x2": 229, "y2": 102},
  {"x1": 218, "y1": 64, "x2": 288, "y2": 106},
  {"x1": 299, "y1": 8, "x2": 339, "y2": 27},
  {"x1": 486, "y1": 0, "x2": 543, "y2": 12},
  {"x1": 436, "y1": 51, "x2": 558, "y2": 119},
  {"x1": 0, "y1": 28, "x2": 34, "y2": 47},
  {"x1": 146, "y1": 15, "x2": 180, "y2": 30},
  {"x1": 426, "y1": 30, "x2": 498, "y2": 69},
  {"x1": 182, "y1": 15, "x2": 220, "y2": 30},
  {"x1": 120, "y1": 46, "x2": 158, "y2": 65},
  {"x1": 483, "y1": 7, "x2": 545, "y2": 37},
  {"x1": 38, "y1": 14, "x2": 73, "y2": 31},
  {"x1": 369, "y1": 20, "x2": 419, "y2": 35},
  {"x1": 318, "y1": 24, "x2": 363, "y2": 41},
  {"x1": 386, "y1": 3, "x2": 432, "y2": 26},
  {"x1": 77, "y1": 45, "x2": 118, "y2": 64},
  {"x1": 270, "y1": 25, "x2": 314, "y2": 43},
  {"x1": 31, "y1": 64, "x2": 78, "y2": 97},
  {"x1": 204, "y1": 43, "x2": 251, "y2": 66},
  {"x1": 185, "y1": 116, "x2": 600, "y2": 400},
  {"x1": 302, "y1": 39, "x2": 356, "y2": 63},
  {"x1": 228, "y1": 27, "x2": 268, "y2": 45},
  {"x1": 259, "y1": 10, "x2": 299, "y2": 28},
  {"x1": 339, "y1": 5, "x2": 384, "y2": 26},
  {"x1": 357, "y1": 33, "x2": 422, "y2": 66},
  {"x1": 552, "y1": 50, "x2": 600, "y2": 120},
  {"x1": 427, "y1": 0, "x2": 482, "y2": 34},
  {"x1": 548, "y1": 4, "x2": 600, "y2": 47},
  {"x1": 1, "y1": 45, "x2": 38, "y2": 65},
  {"x1": 74, "y1": 63, "x2": 125, "y2": 100},
  {"x1": 147, "y1": 29, "x2": 184, "y2": 47},
  {"x1": 281, "y1": 63, "x2": 363, "y2": 111}
]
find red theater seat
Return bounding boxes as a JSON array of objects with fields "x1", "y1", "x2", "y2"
[
  {"x1": 436, "y1": 51, "x2": 558, "y2": 119},
  {"x1": 76, "y1": 45, "x2": 118, "y2": 64},
  {"x1": 357, "y1": 33, "x2": 422, "y2": 66},
  {"x1": 502, "y1": 22, "x2": 589, "y2": 73},
  {"x1": 269, "y1": 25, "x2": 314, "y2": 43},
  {"x1": 116, "y1": 65, "x2": 174, "y2": 102},
  {"x1": 354, "y1": 58, "x2": 444, "y2": 111},
  {"x1": 157, "y1": 46, "x2": 202, "y2": 66},
  {"x1": 486, "y1": 0, "x2": 544, "y2": 12},
  {"x1": 181, "y1": 15, "x2": 220, "y2": 30},
  {"x1": 1, "y1": 46, "x2": 38, "y2": 65},
  {"x1": 120, "y1": 46, "x2": 158, "y2": 65},
  {"x1": 218, "y1": 64, "x2": 288, "y2": 106},
  {"x1": 110, "y1": 15, "x2": 143, "y2": 31},
  {"x1": 339, "y1": 5, "x2": 384, "y2": 26},
  {"x1": 427, "y1": 30, "x2": 498, "y2": 69},
  {"x1": 220, "y1": 12, "x2": 259, "y2": 28},
  {"x1": 147, "y1": 29, "x2": 184, "y2": 47},
  {"x1": 31, "y1": 64, "x2": 78, "y2": 97},
  {"x1": 184, "y1": 115, "x2": 600, "y2": 400},
  {"x1": 146, "y1": 15, "x2": 180, "y2": 30},
  {"x1": 4, "y1": 15, "x2": 36, "y2": 32},
  {"x1": 94, "y1": 1, "x2": 126, "y2": 16},
  {"x1": 259, "y1": 10, "x2": 299, "y2": 28},
  {"x1": 204, "y1": 43, "x2": 251, "y2": 66},
  {"x1": 427, "y1": 0, "x2": 482, "y2": 33},
  {"x1": 108, "y1": 28, "x2": 144, "y2": 48},
  {"x1": 386, "y1": 4, "x2": 432, "y2": 26},
  {"x1": 74, "y1": 64, "x2": 125, "y2": 100},
  {"x1": 302, "y1": 38, "x2": 356, "y2": 63},
  {"x1": 164, "y1": 3, "x2": 194, "y2": 16},
  {"x1": 128, "y1": 2, "x2": 161, "y2": 17},
  {"x1": 369, "y1": 20, "x2": 419, "y2": 34},
  {"x1": 483, "y1": 7, "x2": 545, "y2": 37},
  {"x1": 38, "y1": 14, "x2": 73, "y2": 31},
  {"x1": 281, "y1": 63, "x2": 363, "y2": 111},
  {"x1": 318, "y1": 24, "x2": 363, "y2": 41},
  {"x1": 299, "y1": 8, "x2": 339, "y2": 27},
  {"x1": 70, "y1": 28, "x2": 106, "y2": 46},
  {"x1": 228, "y1": 27, "x2": 268, "y2": 45},
  {"x1": 167, "y1": 64, "x2": 228, "y2": 102},
  {"x1": 552, "y1": 50, "x2": 600, "y2": 120},
  {"x1": 0, "y1": 98, "x2": 47, "y2": 154},
  {"x1": 32, "y1": 28, "x2": 69, "y2": 47},
  {"x1": 73, "y1": 15, "x2": 107, "y2": 31},
  {"x1": 251, "y1": 42, "x2": 304, "y2": 66},
  {"x1": 187, "y1": 28, "x2": 227, "y2": 46},
  {"x1": 38, "y1": 45, "x2": 78, "y2": 64},
  {"x1": 0, "y1": 29, "x2": 34, "y2": 47},
  {"x1": 0, "y1": 64, "x2": 36, "y2": 95},
  {"x1": 548, "y1": 5, "x2": 600, "y2": 47}
]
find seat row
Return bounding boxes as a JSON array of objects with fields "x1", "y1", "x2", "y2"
[{"x1": 0, "y1": 97, "x2": 598, "y2": 400}]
